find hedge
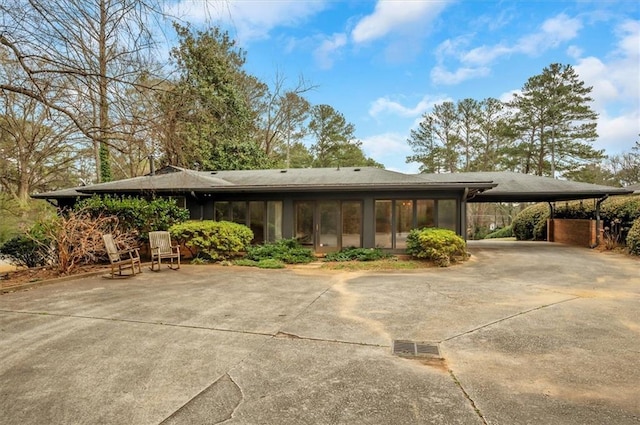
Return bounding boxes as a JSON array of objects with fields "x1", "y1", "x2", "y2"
[
  {"x1": 512, "y1": 203, "x2": 549, "y2": 241},
  {"x1": 406, "y1": 227, "x2": 468, "y2": 267},
  {"x1": 627, "y1": 218, "x2": 640, "y2": 255},
  {"x1": 169, "y1": 221, "x2": 253, "y2": 261}
]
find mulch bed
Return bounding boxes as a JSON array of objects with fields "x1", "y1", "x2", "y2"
[{"x1": 0, "y1": 265, "x2": 109, "y2": 291}]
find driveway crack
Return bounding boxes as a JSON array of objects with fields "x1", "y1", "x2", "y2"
[
  {"x1": 449, "y1": 369, "x2": 488, "y2": 425},
  {"x1": 441, "y1": 296, "x2": 580, "y2": 342}
]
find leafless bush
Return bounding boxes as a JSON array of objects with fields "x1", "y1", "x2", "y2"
[{"x1": 35, "y1": 210, "x2": 138, "y2": 274}]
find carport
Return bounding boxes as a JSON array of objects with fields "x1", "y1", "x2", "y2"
[{"x1": 420, "y1": 172, "x2": 634, "y2": 244}]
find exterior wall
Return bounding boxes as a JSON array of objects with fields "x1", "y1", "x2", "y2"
[
  {"x1": 184, "y1": 189, "x2": 466, "y2": 252},
  {"x1": 547, "y1": 219, "x2": 601, "y2": 247}
]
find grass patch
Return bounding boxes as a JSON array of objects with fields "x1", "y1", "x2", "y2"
[
  {"x1": 234, "y1": 258, "x2": 286, "y2": 269},
  {"x1": 321, "y1": 258, "x2": 435, "y2": 271}
]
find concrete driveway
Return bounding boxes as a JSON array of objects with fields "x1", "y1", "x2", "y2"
[{"x1": 1, "y1": 241, "x2": 639, "y2": 424}]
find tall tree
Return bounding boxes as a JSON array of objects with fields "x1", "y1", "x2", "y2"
[
  {"x1": 158, "y1": 23, "x2": 262, "y2": 170},
  {"x1": 308, "y1": 105, "x2": 378, "y2": 168},
  {"x1": 406, "y1": 101, "x2": 460, "y2": 173},
  {"x1": 0, "y1": 0, "x2": 166, "y2": 182},
  {"x1": 508, "y1": 63, "x2": 603, "y2": 177},
  {"x1": 0, "y1": 86, "x2": 78, "y2": 206}
]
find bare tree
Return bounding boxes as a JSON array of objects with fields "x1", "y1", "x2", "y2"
[
  {"x1": 0, "y1": 59, "x2": 80, "y2": 205},
  {"x1": 0, "y1": 0, "x2": 167, "y2": 182}
]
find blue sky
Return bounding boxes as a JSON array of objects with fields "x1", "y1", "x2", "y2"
[{"x1": 166, "y1": 0, "x2": 640, "y2": 173}]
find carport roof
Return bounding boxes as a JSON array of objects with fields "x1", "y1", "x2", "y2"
[{"x1": 418, "y1": 171, "x2": 633, "y2": 202}]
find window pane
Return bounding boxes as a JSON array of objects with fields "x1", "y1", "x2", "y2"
[
  {"x1": 375, "y1": 200, "x2": 392, "y2": 248},
  {"x1": 319, "y1": 201, "x2": 339, "y2": 248},
  {"x1": 416, "y1": 200, "x2": 435, "y2": 228},
  {"x1": 214, "y1": 202, "x2": 229, "y2": 221},
  {"x1": 437, "y1": 199, "x2": 457, "y2": 231},
  {"x1": 231, "y1": 202, "x2": 247, "y2": 225},
  {"x1": 249, "y1": 202, "x2": 265, "y2": 244},
  {"x1": 395, "y1": 200, "x2": 413, "y2": 249},
  {"x1": 342, "y1": 201, "x2": 362, "y2": 248},
  {"x1": 294, "y1": 202, "x2": 313, "y2": 246},
  {"x1": 267, "y1": 201, "x2": 283, "y2": 242}
]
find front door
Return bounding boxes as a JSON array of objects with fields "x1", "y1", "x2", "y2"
[{"x1": 294, "y1": 201, "x2": 341, "y2": 253}]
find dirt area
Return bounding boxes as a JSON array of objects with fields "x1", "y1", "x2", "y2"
[{"x1": 0, "y1": 264, "x2": 108, "y2": 291}]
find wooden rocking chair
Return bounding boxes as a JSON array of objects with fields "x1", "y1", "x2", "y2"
[
  {"x1": 102, "y1": 233, "x2": 142, "y2": 278},
  {"x1": 149, "y1": 231, "x2": 181, "y2": 271}
]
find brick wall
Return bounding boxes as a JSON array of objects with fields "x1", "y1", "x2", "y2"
[{"x1": 547, "y1": 219, "x2": 601, "y2": 247}]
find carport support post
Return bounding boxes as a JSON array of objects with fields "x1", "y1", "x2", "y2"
[
  {"x1": 595, "y1": 196, "x2": 608, "y2": 247},
  {"x1": 547, "y1": 202, "x2": 555, "y2": 242}
]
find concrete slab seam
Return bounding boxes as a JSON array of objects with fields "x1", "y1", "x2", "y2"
[
  {"x1": 441, "y1": 296, "x2": 581, "y2": 343},
  {"x1": 0, "y1": 309, "x2": 274, "y2": 338},
  {"x1": 274, "y1": 331, "x2": 388, "y2": 348},
  {"x1": 448, "y1": 369, "x2": 488, "y2": 425}
]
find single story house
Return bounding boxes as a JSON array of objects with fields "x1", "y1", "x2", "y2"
[{"x1": 32, "y1": 166, "x2": 633, "y2": 252}]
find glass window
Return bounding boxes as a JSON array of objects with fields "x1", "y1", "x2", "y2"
[
  {"x1": 395, "y1": 200, "x2": 413, "y2": 249},
  {"x1": 249, "y1": 202, "x2": 265, "y2": 244},
  {"x1": 375, "y1": 200, "x2": 392, "y2": 248},
  {"x1": 319, "y1": 201, "x2": 339, "y2": 248},
  {"x1": 231, "y1": 202, "x2": 247, "y2": 225},
  {"x1": 266, "y1": 201, "x2": 283, "y2": 242},
  {"x1": 214, "y1": 202, "x2": 229, "y2": 221},
  {"x1": 416, "y1": 200, "x2": 435, "y2": 229},
  {"x1": 342, "y1": 201, "x2": 362, "y2": 248},
  {"x1": 294, "y1": 202, "x2": 313, "y2": 246},
  {"x1": 437, "y1": 199, "x2": 457, "y2": 231}
]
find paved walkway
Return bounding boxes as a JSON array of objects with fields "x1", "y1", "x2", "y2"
[{"x1": 1, "y1": 241, "x2": 639, "y2": 424}]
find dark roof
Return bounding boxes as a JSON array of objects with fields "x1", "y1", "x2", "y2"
[
  {"x1": 626, "y1": 183, "x2": 640, "y2": 194},
  {"x1": 418, "y1": 171, "x2": 633, "y2": 202},
  {"x1": 32, "y1": 166, "x2": 496, "y2": 199}
]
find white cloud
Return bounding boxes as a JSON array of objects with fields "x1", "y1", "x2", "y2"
[
  {"x1": 430, "y1": 65, "x2": 491, "y2": 85},
  {"x1": 595, "y1": 111, "x2": 640, "y2": 154},
  {"x1": 351, "y1": 0, "x2": 449, "y2": 44},
  {"x1": 360, "y1": 132, "x2": 414, "y2": 168},
  {"x1": 369, "y1": 95, "x2": 451, "y2": 118},
  {"x1": 313, "y1": 33, "x2": 347, "y2": 69},
  {"x1": 166, "y1": 0, "x2": 328, "y2": 42},
  {"x1": 433, "y1": 13, "x2": 583, "y2": 84}
]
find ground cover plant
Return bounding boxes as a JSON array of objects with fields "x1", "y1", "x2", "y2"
[
  {"x1": 323, "y1": 247, "x2": 391, "y2": 262},
  {"x1": 243, "y1": 239, "x2": 315, "y2": 264}
]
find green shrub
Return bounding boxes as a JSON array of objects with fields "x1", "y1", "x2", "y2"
[
  {"x1": 245, "y1": 239, "x2": 315, "y2": 264},
  {"x1": 76, "y1": 195, "x2": 189, "y2": 237},
  {"x1": 324, "y1": 247, "x2": 391, "y2": 262},
  {"x1": 484, "y1": 225, "x2": 513, "y2": 239},
  {"x1": 406, "y1": 227, "x2": 468, "y2": 267},
  {"x1": 512, "y1": 203, "x2": 549, "y2": 241},
  {"x1": 169, "y1": 221, "x2": 253, "y2": 261},
  {"x1": 626, "y1": 218, "x2": 640, "y2": 255},
  {"x1": 0, "y1": 234, "x2": 49, "y2": 268}
]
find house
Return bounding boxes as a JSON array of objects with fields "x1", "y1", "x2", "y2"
[{"x1": 32, "y1": 166, "x2": 632, "y2": 252}]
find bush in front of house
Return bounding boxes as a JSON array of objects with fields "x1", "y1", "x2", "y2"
[
  {"x1": 324, "y1": 247, "x2": 391, "y2": 262},
  {"x1": 0, "y1": 232, "x2": 50, "y2": 268},
  {"x1": 245, "y1": 239, "x2": 315, "y2": 264},
  {"x1": 169, "y1": 220, "x2": 253, "y2": 261},
  {"x1": 512, "y1": 203, "x2": 549, "y2": 241},
  {"x1": 484, "y1": 225, "x2": 514, "y2": 239},
  {"x1": 406, "y1": 227, "x2": 468, "y2": 267},
  {"x1": 626, "y1": 217, "x2": 640, "y2": 255},
  {"x1": 76, "y1": 195, "x2": 189, "y2": 237}
]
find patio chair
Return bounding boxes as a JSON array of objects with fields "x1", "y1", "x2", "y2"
[
  {"x1": 102, "y1": 233, "x2": 142, "y2": 278},
  {"x1": 149, "y1": 231, "x2": 181, "y2": 271}
]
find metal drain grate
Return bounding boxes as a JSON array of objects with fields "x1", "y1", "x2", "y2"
[{"x1": 393, "y1": 340, "x2": 440, "y2": 358}]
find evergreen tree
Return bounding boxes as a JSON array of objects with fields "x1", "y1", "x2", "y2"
[{"x1": 508, "y1": 63, "x2": 603, "y2": 177}]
